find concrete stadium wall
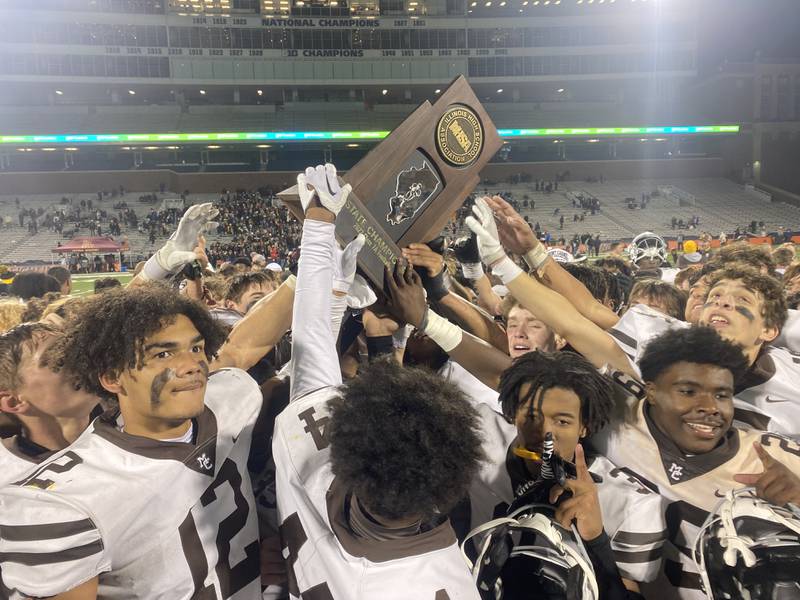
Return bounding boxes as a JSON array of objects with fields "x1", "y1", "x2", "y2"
[{"x1": 0, "y1": 157, "x2": 724, "y2": 196}]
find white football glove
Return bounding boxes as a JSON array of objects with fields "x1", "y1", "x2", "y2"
[
  {"x1": 333, "y1": 234, "x2": 365, "y2": 294},
  {"x1": 465, "y1": 197, "x2": 507, "y2": 266},
  {"x1": 297, "y1": 163, "x2": 352, "y2": 216},
  {"x1": 141, "y1": 202, "x2": 219, "y2": 280},
  {"x1": 346, "y1": 274, "x2": 377, "y2": 310}
]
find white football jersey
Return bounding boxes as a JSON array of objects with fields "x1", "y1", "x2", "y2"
[
  {"x1": 0, "y1": 436, "x2": 54, "y2": 488},
  {"x1": 273, "y1": 386, "x2": 481, "y2": 600},
  {"x1": 773, "y1": 308, "x2": 800, "y2": 353},
  {"x1": 467, "y1": 402, "x2": 667, "y2": 583},
  {"x1": 439, "y1": 360, "x2": 501, "y2": 412},
  {"x1": 599, "y1": 397, "x2": 800, "y2": 599},
  {"x1": 0, "y1": 368, "x2": 263, "y2": 600},
  {"x1": 609, "y1": 304, "x2": 800, "y2": 437}
]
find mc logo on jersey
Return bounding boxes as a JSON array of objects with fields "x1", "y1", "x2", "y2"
[
  {"x1": 385, "y1": 161, "x2": 442, "y2": 225},
  {"x1": 435, "y1": 105, "x2": 484, "y2": 168},
  {"x1": 197, "y1": 453, "x2": 214, "y2": 471}
]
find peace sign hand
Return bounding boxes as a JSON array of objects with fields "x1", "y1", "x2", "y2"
[
  {"x1": 549, "y1": 444, "x2": 604, "y2": 541},
  {"x1": 734, "y1": 441, "x2": 800, "y2": 506}
]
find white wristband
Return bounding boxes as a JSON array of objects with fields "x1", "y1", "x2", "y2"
[
  {"x1": 490, "y1": 256, "x2": 524, "y2": 285},
  {"x1": 461, "y1": 262, "x2": 484, "y2": 281},
  {"x1": 522, "y1": 245, "x2": 548, "y2": 271},
  {"x1": 422, "y1": 309, "x2": 463, "y2": 353}
]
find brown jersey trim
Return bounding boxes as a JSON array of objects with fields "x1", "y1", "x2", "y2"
[
  {"x1": 325, "y1": 476, "x2": 457, "y2": 563},
  {"x1": 2, "y1": 436, "x2": 52, "y2": 465},
  {"x1": 92, "y1": 406, "x2": 219, "y2": 476}
]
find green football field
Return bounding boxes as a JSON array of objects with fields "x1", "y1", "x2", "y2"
[{"x1": 70, "y1": 272, "x2": 134, "y2": 296}]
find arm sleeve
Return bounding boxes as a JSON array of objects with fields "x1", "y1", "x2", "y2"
[
  {"x1": 289, "y1": 219, "x2": 341, "y2": 403},
  {"x1": 0, "y1": 488, "x2": 110, "y2": 598},
  {"x1": 583, "y1": 532, "x2": 630, "y2": 600}
]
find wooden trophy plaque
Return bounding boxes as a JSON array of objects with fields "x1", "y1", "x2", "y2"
[{"x1": 278, "y1": 75, "x2": 502, "y2": 292}]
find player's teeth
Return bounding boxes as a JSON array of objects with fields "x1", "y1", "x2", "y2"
[{"x1": 688, "y1": 423, "x2": 713, "y2": 432}]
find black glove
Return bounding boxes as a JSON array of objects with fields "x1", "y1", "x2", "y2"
[
  {"x1": 414, "y1": 239, "x2": 451, "y2": 302},
  {"x1": 453, "y1": 233, "x2": 484, "y2": 281}
]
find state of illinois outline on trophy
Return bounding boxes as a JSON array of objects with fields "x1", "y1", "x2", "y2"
[{"x1": 278, "y1": 75, "x2": 502, "y2": 292}]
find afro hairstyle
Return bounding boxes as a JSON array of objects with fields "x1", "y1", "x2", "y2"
[{"x1": 326, "y1": 358, "x2": 486, "y2": 521}]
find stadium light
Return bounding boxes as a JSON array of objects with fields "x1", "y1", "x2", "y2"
[
  {"x1": 347, "y1": 143, "x2": 360, "y2": 147},
  {"x1": 257, "y1": 89, "x2": 263, "y2": 96},
  {"x1": 55, "y1": 90, "x2": 64, "y2": 96},
  {"x1": 557, "y1": 88, "x2": 565, "y2": 93},
  {"x1": 200, "y1": 89, "x2": 207, "y2": 95},
  {"x1": 382, "y1": 89, "x2": 388, "y2": 95},
  {"x1": 207, "y1": 145, "x2": 220, "y2": 149},
  {"x1": 128, "y1": 90, "x2": 136, "y2": 95},
  {"x1": 434, "y1": 89, "x2": 441, "y2": 94},
  {"x1": 497, "y1": 88, "x2": 504, "y2": 93},
  {"x1": 256, "y1": 144, "x2": 271, "y2": 148}
]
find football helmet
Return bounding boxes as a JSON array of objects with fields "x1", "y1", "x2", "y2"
[
  {"x1": 693, "y1": 488, "x2": 800, "y2": 600},
  {"x1": 546, "y1": 248, "x2": 587, "y2": 264},
  {"x1": 627, "y1": 232, "x2": 668, "y2": 267}
]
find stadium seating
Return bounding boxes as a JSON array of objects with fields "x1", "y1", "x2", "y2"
[{"x1": 2, "y1": 178, "x2": 798, "y2": 265}]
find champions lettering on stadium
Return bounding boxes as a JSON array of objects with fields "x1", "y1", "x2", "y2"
[
  {"x1": 262, "y1": 18, "x2": 380, "y2": 27},
  {"x1": 286, "y1": 49, "x2": 366, "y2": 58}
]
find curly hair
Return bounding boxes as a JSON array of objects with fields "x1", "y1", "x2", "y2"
[
  {"x1": 639, "y1": 326, "x2": 749, "y2": 385},
  {"x1": 706, "y1": 265, "x2": 787, "y2": 331},
  {"x1": 326, "y1": 359, "x2": 486, "y2": 521},
  {"x1": 50, "y1": 283, "x2": 227, "y2": 401},
  {"x1": 498, "y1": 351, "x2": 614, "y2": 436}
]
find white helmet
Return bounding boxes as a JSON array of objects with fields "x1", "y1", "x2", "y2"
[
  {"x1": 462, "y1": 504, "x2": 598, "y2": 600},
  {"x1": 628, "y1": 231, "x2": 668, "y2": 266},
  {"x1": 693, "y1": 488, "x2": 800, "y2": 599}
]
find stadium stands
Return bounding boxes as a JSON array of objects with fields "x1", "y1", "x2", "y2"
[{"x1": 2, "y1": 178, "x2": 798, "y2": 265}]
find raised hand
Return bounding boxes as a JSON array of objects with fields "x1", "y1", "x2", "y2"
[
  {"x1": 297, "y1": 163, "x2": 352, "y2": 216},
  {"x1": 333, "y1": 234, "x2": 366, "y2": 294},
  {"x1": 734, "y1": 441, "x2": 800, "y2": 506},
  {"x1": 483, "y1": 195, "x2": 539, "y2": 255},
  {"x1": 142, "y1": 202, "x2": 219, "y2": 280},
  {"x1": 465, "y1": 197, "x2": 507, "y2": 266},
  {"x1": 453, "y1": 232, "x2": 484, "y2": 281},
  {"x1": 384, "y1": 260, "x2": 428, "y2": 329},
  {"x1": 549, "y1": 444, "x2": 604, "y2": 541}
]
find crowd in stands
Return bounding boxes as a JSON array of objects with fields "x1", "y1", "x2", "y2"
[{"x1": 1, "y1": 162, "x2": 800, "y2": 600}]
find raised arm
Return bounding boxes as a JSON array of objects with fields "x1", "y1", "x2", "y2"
[
  {"x1": 484, "y1": 195, "x2": 620, "y2": 331},
  {"x1": 130, "y1": 203, "x2": 218, "y2": 287},
  {"x1": 213, "y1": 277, "x2": 295, "y2": 371},
  {"x1": 289, "y1": 163, "x2": 354, "y2": 402},
  {"x1": 466, "y1": 198, "x2": 635, "y2": 377},
  {"x1": 385, "y1": 261, "x2": 511, "y2": 391},
  {"x1": 436, "y1": 292, "x2": 508, "y2": 353}
]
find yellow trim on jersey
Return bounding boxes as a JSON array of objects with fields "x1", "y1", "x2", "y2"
[{"x1": 512, "y1": 446, "x2": 542, "y2": 462}]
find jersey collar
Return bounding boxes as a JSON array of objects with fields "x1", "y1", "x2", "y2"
[
  {"x1": 92, "y1": 406, "x2": 219, "y2": 477},
  {"x1": 643, "y1": 403, "x2": 740, "y2": 485}
]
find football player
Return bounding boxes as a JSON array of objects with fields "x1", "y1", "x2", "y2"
[
  {"x1": 466, "y1": 197, "x2": 800, "y2": 437},
  {"x1": 384, "y1": 265, "x2": 667, "y2": 593},
  {"x1": 598, "y1": 326, "x2": 800, "y2": 599},
  {"x1": 0, "y1": 274, "x2": 296, "y2": 598},
  {"x1": 273, "y1": 163, "x2": 485, "y2": 599},
  {"x1": 0, "y1": 323, "x2": 100, "y2": 486}
]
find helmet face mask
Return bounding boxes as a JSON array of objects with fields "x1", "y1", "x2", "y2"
[
  {"x1": 694, "y1": 489, "x2": 800, "y2": 600},
  {"x1": 462, "y1": 504, "x2": 599, "y2": 600},
  {"x1": 628, "y1": 232, "x2": 668, "y2": 268}
]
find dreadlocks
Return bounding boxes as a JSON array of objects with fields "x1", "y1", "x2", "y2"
[{"x1": 498, "y1": 350, "x2": 615, "y2": 436}]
